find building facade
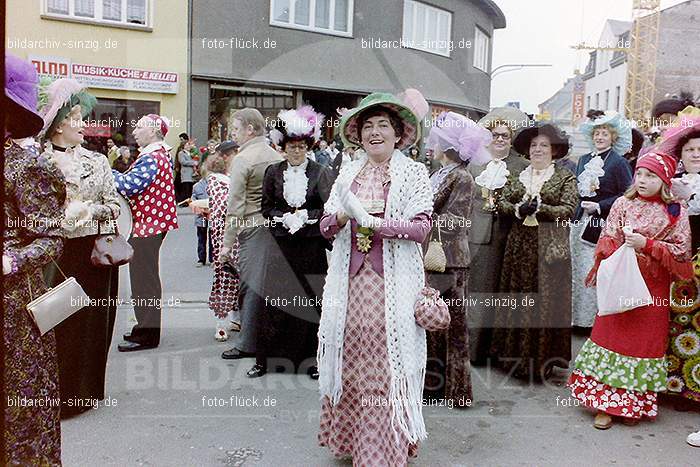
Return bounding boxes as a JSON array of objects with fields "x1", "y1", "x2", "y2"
[
  {"x1": 581, "y1": 19, "x2": 630, "y2": 116},
  {"x1": 580, "y1": 0, "x2": 700, "y2": 119},
  {"x1": 6, "y1": 0, "x2": 189, "y2": 153},
  {"x1": 654, "y1": 0, "x2": 700, "y2": 105},
  {"x1": 189, "y1": 0, "x2": 506, "y2": 143},
  {"x1": 538, "y1": 74, "x2": 589, "y2": 158}
]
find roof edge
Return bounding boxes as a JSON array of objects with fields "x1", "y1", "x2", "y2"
[{"x1": 480, "y1": 0, "x2": 507, "y2": 29}]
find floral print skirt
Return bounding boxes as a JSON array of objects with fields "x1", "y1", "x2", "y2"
[
  {"x1": 4, "y1": 271, "x2": 62, "y2": 465},
  {"x1": 665, "y1": 278, "x2": 700, "y2": 404}
]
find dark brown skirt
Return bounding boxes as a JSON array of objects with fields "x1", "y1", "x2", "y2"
[{"x1": 425, "y1": 268, "x2": 473, "y2": 407}]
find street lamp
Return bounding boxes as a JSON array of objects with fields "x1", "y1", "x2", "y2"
[{"x1": 490, "y1": 64, "x2": 552, "y2": 78}]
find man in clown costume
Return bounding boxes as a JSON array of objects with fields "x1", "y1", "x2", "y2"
[{"x1": 113, "y1": 114, "x2": 178, "y2": 352}]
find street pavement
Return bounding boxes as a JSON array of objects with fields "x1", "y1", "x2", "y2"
[{"x1": 61, "y1": 209, "x2": 699, "y2": 466}]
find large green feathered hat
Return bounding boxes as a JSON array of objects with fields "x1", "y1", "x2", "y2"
[
  {"x1": 339, "y1": 92, "x2": 421, "y2": 150},
  {"x1": 38, "y1": 77, "x2": 96, "y2": 138}
]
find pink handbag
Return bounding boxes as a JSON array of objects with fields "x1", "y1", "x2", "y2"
[{"x1": 414, "y1": 286, "x2": 450, "y2": 331}]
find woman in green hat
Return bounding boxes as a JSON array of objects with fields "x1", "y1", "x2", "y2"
[
  {"x1": 39, "y1": 78, "x2": 121, "y2": 418},
  {"x1": 317, "y1": 92, "x2": 436, "y2": 465}
]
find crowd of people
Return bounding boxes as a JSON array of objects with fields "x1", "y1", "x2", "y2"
[{"x1": 3, "y1": 51, "x2": 700, "y2": 465}]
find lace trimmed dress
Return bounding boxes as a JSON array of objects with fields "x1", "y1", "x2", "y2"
[
  {"x1": 568, "y1": 195, "x2": 693, "y2": 419},
  {"x1": 3, "y1": 140, "x2": 66, "y2": 465},
  {"x1": 318, "y1": 160, "x2": 434, "y2": 466},
  {"x1": 490, "y1": 165, "x2": 578, "y2": 380}
]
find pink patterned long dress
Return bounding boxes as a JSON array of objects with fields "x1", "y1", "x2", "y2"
[
  {"x1": 207, "y1": 173, "x2": 240, "y2": 319},
  {"x1": 318, "y1": 160, "x2": 433, "y2": 467}
]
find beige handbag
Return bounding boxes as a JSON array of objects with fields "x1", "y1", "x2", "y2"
[
  {"x1": 424, "y1": 225, "x2": 447, "y2": 273},
  {"x1": 26, "y1": 261, "x2": 89, "y2": 336}
]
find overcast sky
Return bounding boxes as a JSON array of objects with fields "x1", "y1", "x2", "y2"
[{"x1": 489, "y1": 0, "x2": 688, "y2": 113}]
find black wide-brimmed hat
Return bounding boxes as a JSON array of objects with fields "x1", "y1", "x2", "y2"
[{"x1": 513, "y1": 121, "x2": 570, "y2": 159}]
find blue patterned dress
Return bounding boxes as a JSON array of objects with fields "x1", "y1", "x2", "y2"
[{"x1": 3, "y1": 140, "x2": 66, "y2": 465}]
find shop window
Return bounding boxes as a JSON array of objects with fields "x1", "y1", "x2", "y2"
[
  {"x1": 42, "y1": 0, "x2": 150, "y2": 28},
  {"x1": 270, "y1": 0, "x2": 353, "y2": 37},
  {"x1": 209, "y1": 85, "x2": 295, "y2": 142},
  {"x1": 402, "y1": 0, "x2": 452, "y2": 57},
  {"x1": 82, "y1": 98, "x2": 160, "y2": 155}
]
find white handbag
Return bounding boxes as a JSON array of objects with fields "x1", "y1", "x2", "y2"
[{"x1": 26, "y1": 261, "x2": 89, "y2": 336}]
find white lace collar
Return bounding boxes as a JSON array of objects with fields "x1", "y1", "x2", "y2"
[
  {"x1": 283, "y1": 158, "x2": 309, "y2": 208},
  {"x1": 519, "y1": 163, "x2": 555, "y2": 196},
  {"x1": 577, "y1": 149, "x2": 610, "y2": 197},
  {"x1": 475, "y1": 157, "x2": 510, "y2": 190}
]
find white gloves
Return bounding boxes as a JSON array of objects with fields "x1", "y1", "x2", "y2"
[
  {"x1": 276, "y1": 209, "x2": 314, "y2": 235},
  {"x1": 62, "y1": 200, "x2": 92, "y2": 231},
  {"x1": 282, "y1": 210, "x2": 307, "y2": 234},
  {"x1": 671, "y1": 178, "x2": 693, "y2": 201},
  {"x1": 336, "y1": 183, "x2": 383, "y2": 229},
  {"x1": 580, "y1": 201, "x2": 600, "y2": 215}
]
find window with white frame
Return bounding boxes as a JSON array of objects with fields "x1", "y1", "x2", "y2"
[
  {"x1": 270, "y1": 0, "x2": 353, "y2": 37},
  {"x1": 43, "y1": 0, "x2": 149, "y2": 27},
  {"x1": 473, "y1": 26, "x2": 490, "y2": 72},
  {"x1": 402, "y1": 0, "x2": 452, "y2": 57},
  {"x1": 604, "y1": 89, "x2": 610, "y2": 110}
]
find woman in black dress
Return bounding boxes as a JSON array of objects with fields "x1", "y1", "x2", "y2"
[
  {"x1": 247, "y1": 106, "x2": 331, "y2": 378},
  {"x1": 39, "y1": 79, "x2": 121, "y2": 418}
]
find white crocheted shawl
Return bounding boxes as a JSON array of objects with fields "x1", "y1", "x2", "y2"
[{"x1": 318, "y1": 149, "x2": 434, "y2": 443}]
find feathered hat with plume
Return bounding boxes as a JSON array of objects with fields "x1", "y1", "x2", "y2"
[
  {"x1": 269, "y1": 105, "x2": 325, "y2": 148},
  {"x1": 38, "y1": 77, "x2": 97, "y2": 138},
  {"x1": 338, "y1": 88, "x2": 429, "y2": 150}
]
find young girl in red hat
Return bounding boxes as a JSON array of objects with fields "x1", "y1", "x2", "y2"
[{"x1": 567, "y1": 152, "x2": 693, "y2": 429}]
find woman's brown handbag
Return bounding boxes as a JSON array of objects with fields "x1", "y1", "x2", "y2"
[
  {"x1": 91, "y1": 216, "x2": 133, "y2": 267},
  {"x1": 424, "y1": 224, "x2": 447, "y2": 272},
  {"x1": 27, "y1": 260, "x2": 89, "y2": 335}
]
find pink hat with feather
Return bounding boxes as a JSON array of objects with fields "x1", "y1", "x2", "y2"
[{"x1": 38, "y1": 78, "x2": 96, "y2": 138}]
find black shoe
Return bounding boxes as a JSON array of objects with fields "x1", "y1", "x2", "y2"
[
  {"x1": 308, "y1": 366, "x2": 319, "y2": 380},
  {"x1": 124, "y1": 331, "x2": 158, "y2": 344},
  {"x1": 221, "y1": 347, "x2": 254, "y2": 360},
  {"x1": 118, "y1": 340, "x2": 158, "y2": 352},
  {"x1": 246, "y1": 364, "x2": 267, "y2": 378}
]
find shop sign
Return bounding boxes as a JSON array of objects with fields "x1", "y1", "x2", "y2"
[{"x1": 30, "y1": 55, "x2": 179, "y2": 94}]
